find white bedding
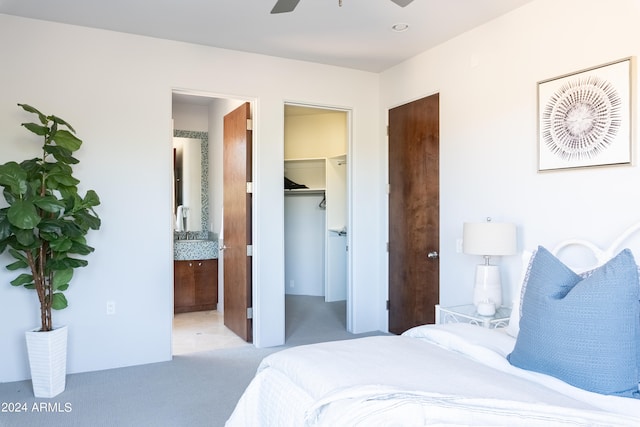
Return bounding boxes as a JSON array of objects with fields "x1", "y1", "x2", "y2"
[{"x1": 226, "y1": 323, "x2": 640, "y2": 426}]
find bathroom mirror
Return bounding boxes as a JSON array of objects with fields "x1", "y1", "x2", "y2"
[{"x1": 173, "y1": 131, "x2": 209, "y2": 233}]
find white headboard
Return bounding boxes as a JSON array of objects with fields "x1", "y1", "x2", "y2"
[{"x1": 551, "y1": 222, "x2": 640, "y2": 270}]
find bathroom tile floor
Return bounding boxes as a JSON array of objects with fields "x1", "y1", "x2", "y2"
[{"x1": 172, "y1": 310, "x2": 251, "y2": 355}]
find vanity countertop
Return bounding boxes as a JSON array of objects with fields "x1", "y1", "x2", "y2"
[{"x1": 174, "y1": 239, "x2": 218, "y2": 260}]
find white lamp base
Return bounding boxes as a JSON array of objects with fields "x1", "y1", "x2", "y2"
[{"x1": 472, "y1": 264, "x2": 502, "y2": 308}]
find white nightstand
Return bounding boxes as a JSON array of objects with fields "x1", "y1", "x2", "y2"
[{"x1": 436, "y1": 304, "x2": 511, "y2": 329}]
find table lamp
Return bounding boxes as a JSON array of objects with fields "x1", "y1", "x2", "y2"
[{"x1": 463, "y1": 219, "x2": 516, "y2": 308}]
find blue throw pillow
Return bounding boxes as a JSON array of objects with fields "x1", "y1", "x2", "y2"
[{"x1": 507, "y1": 246, "x2": 640, "y2": 398}]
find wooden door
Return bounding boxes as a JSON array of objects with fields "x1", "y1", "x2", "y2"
[
  {"x1": 388, "y1": 94, "x2": 440, "y2": 335},
  {"x1": 223, "y1": 103, "x2": 253, "y2": 342}
]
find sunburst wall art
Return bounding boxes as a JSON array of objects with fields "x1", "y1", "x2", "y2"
[{"x1": 538, "y1": 57, "x2": 634, "y2": 171}]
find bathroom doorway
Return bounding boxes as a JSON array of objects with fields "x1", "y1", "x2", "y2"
[
  {"x1": 283, "y1": 103, "x2": 351, "y2": 338},
  {"x1": 171, "y1": 91, "x2": 253, "y2": 354}
]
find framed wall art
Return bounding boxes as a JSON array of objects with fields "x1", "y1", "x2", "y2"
[{"x1": 537, "y1": 57, "x2": 635, "y2": 171}]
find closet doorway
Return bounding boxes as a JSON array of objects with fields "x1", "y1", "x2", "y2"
[{"x1": 284, "y1": 104, "x2": 350, "y2": 337}]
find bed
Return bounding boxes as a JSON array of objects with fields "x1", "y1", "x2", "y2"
[{"x1": 226, "y1": 223, "x2": 640, "y2": 426}]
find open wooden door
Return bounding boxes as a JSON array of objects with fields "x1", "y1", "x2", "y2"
[
  {"x1": 223, "y1": 102, "x2": 253, "y2": 342},
  {"x1": 388, "y1": 94, "x2": 440, "y2": 335}
]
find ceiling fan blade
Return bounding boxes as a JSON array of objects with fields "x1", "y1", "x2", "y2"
[
  {"x1": 271, "y1": 0, "x2": 301, "y2": 14},
  {"x1": 390, "y1": 0, "x2": 414, "y2": 7}
]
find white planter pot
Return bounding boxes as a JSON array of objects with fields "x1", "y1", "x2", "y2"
[{"x1": 25, "y1": 325, "x2": 68, "y2": 398}]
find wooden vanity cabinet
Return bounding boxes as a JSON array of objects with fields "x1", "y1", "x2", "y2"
[{"x1": 174, "y1": 259, "x2": 218, "y2": 313}]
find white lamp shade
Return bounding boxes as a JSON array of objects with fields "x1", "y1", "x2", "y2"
[{"x1": 463, "y1": 222, "x2": 516, "y2": 256}]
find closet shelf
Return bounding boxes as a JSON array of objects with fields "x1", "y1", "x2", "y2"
[{"x1": 284, "y1": 188, "x2": 325, "y2": 195}]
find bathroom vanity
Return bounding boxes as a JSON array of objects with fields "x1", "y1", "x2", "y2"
[
  {"x1": 174, "y1": 258, "x2": 217, "y2": 313},
  {"x1": 173, "y1": 239, "x2": 219, "y2": 313}
]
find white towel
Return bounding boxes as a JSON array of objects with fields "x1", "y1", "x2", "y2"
[{"x1": 175, "y1": 205, "x2": 183, "y2": 231}]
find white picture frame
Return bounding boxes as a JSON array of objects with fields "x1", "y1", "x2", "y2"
[{"x1": 537, "y1": 57, "x2": 634, "y2": 171}]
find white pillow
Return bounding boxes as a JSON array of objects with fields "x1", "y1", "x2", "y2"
[{"x1": 505, "y1": 249, "x2": 533, "y2": 338}]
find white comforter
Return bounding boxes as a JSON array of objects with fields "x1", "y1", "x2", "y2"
[{"x1": 226, "y1": 324, "x2": 640, "y2": 426}]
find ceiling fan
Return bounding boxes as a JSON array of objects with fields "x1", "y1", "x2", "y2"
[{"x1": 271, "y1": 0, "x2": 414, "y2": 14}]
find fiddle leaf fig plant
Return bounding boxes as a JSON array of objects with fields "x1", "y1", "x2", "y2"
[{"x1": 0, "y1": 104, "x2": 101, "y2": 332}]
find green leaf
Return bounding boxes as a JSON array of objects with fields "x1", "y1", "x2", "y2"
[
  {"x1": 52, "y1": 129, "x2": 82, "y2": 152},
  {"x1": 7, "y1": 200, "x2": 40, "y2": 229},
  {"x1": 19, "y1": 158, "x2": 43, "y2": 176},
  {"x1": 66, "y1": 235, "x2": 93, "y2": 255},
  {"x1": 10, "y1": 273, "x2": 33, "y2": 287},
  {"x1": 33, "y1": 195, "x2": 65, "y2": 214},
  {"x1": 48, "y1": 257, "x2": 88, "y2": 270},
  {"x1": 68, "y1": 242, "x2": 94, "y2": 256},
  {"x1": 0, "y1": 209, "x2": 10, "y2": 240},
  {"x1": 45, "y1": 145, "x2": 79, "y2": 165},
  {"x1": 14, "y1": 228, "x2": 35, "y2": 246},
  {"x1": 37, "y1": 218, "x2": 62, "y2": 234},
  {"x1": 18, "y1": 104, "x2": 47, "y2": 124},
  {"x1": 74, "y1": 210, "x2": 101, "y2": 230},
  {"x1": 51, "y1": 293, "x2": 68, "y2": 310},
  {"x1": 56, "y1": 185, "x2": 78, "y2": 201},
  {"x1": 8, "y1": 248, "x2": 28, "y2": 263},
  {"x1": 49, "y1": 236, "x2": 73, "y2": 252},
  {"x1": 50, "y1": 115, "x2": 76, "y2": 133},
  {"x1": 52, "y1": 268, "x2": 73, "y2": 290},
  {"x1": 59, "y1": 220, "x2": 83, "y2": 238},
  {"x1": 83, "y1": 190, "x2": 101, "y2": 208},
  {"x1": 21, "y1": 122, "x2": 48, "y2": 136},
  {"x1": 6, "y1": 259, "x2": 28, "y2": 271},
  {"x1": 46, "y1": 164, "x2": 80, "y2": 187},
  {"x1": 49, "y1": 174, "x2": 80, "y2": 188},
  {"x1": 0, "y1": 162, "x2": 28, "y2": 195}
]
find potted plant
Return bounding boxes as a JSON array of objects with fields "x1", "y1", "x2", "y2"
[{"x1": 0, "y1": 104, "x2": 101, "y2": 398}]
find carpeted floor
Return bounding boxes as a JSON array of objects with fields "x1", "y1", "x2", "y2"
[{"x1": 0, "y1": 295, "x2": 386, "y2": 427}]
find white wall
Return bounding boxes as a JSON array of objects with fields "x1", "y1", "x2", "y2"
[
  {"x1": 285, "y1": 194, "x2": 326, "y2": 296},
  {"x1": 284, "y1": 112, "x2": 347, "y2": 159},
  {"x1": 0, "y1": 14, "x2": 381, "y2": 382},
  {"x1": 379, "y1": 0, "x2": 640, "y2": 329},
  {"x1": 173, "y1": 102, "x2": 208, "y2": 132}
]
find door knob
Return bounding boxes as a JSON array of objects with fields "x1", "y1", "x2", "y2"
[{"x1": 427, "y1": 251, "x2": 439, "y2": 259}]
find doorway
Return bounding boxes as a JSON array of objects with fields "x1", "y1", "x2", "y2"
[
  {"x1": 171, "y1": 91, "x2": 253, "y2": 354},
  {"x1": 388, "y1": 93, "x2": 440, "y2": 335},
  {"x1": 283, "y1": 103, "x2": 351, "y2": 338}
]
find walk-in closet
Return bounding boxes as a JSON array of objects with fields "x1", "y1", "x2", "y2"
[{"x1": 284, "y1": 105, "x2": 348, "y2": 304}]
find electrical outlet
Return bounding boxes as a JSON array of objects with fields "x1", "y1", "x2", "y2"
[{"x1": 106, "y1": 300, "x2": 116, "y2": 315}]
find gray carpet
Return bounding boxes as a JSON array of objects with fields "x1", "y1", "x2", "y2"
[{"x1": 0, "y1": 295, "x2": 386, "y2": 427}]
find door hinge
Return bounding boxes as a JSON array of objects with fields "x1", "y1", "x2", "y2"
[
  {"x1": 247, "y1": 307, "x2": 253, "y2": 319},
  {"x1": 246, "y1": 182, "x2": 253, "y2": 193},
  {"x1": 386, "y1": 242, "x2": 389, "y2": 252},
  {"x1": 386, "y1": 125, "x2": 389, "y2": 136},
  {"x1": 386, "y1": 300, "x2": 390, "y2": 310},
  {"x1": 247, "y1": 244, "x2": 253, "y2": 256},
  {"x1": 386, "y1": 184, "x2": 390, "y2": 194},
  {"x1": 246, "y1": 119, "x2": 253, "y2": 131}
]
